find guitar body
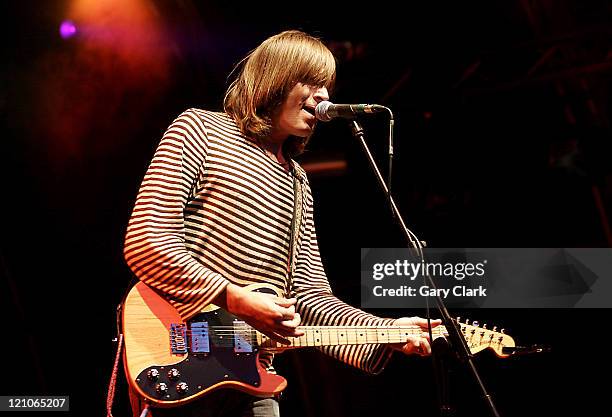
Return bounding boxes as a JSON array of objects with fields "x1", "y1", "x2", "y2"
[{"x1": 122, "y1": 281, "x2": 286, "y2": 408}]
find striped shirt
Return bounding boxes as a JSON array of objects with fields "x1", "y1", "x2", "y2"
[{"x1": 124, "y1": 109, "x2": 394, "y2": 374}]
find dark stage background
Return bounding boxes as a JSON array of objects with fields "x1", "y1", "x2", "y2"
[{"x1": 2, "y1": 1, "x2": 611, "y2": 416}]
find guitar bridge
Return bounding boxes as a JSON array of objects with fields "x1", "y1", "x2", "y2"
[{"x1": 170, "y1": 323, "x2": 188, "y2": 354}]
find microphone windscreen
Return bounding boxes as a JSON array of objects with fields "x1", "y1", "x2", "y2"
[{"x1": 315, "y1": 101, "x2": 333, "y2": 122}]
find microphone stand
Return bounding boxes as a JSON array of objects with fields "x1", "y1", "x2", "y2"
[
  {"x1": 431, "y1": 338, "x2": 453, "y2": 416},
  {"x1": 349, "y1": 119, "x2": 501, "y2": 417}
]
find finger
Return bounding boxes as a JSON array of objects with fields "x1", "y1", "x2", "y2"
[
  {"x1": 413, "y1": 318, "x2": 443, "y2": 330},
  {"x1": 400, "y1": 336, "x2": 431, "y2": 356},
  {"x1": 278, "y1": 313, "x2": 303, "y2": 336},
  {"x1": 400, "y1": 336, "x2": 420, "y2": 354},
  {"x1": 420, "y1": 339, "x2": 432, "y2": 355},
  {"x1": 411, "y1": 338, "x2": 431, "y2": 356},
  {"x1": 277, "y1": 326, "x2": 305, "y2": 337},
  {"x1": 404, "y1": 340, "x2": 420, "y2": 355},
  {"x1": 428, "y1": 319, "x2": 443, "y2": 328},
  {"x1": 274, "y1": 297, "x2": 297, "y2": 307},
  {"x1": 275, "y1": 305, "x2": 298, "y2": 321},
  {"x1": 409, "y1": 317, "x2": 430, "y2": 327},
  {"x1": 279, "y1": 313, "x2": 301, "y2": 329},
  {"x1": 262, "y1": 330, "x2": 292, "y2": 346},
  {"x1": 274, "y1": 324, "x2": 304, "y2": 338}
]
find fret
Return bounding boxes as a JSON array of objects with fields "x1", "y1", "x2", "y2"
[
  {"x1": 401, "y1": 327, "x2": 410, "y2": 343},
  {"x1": 389, "y1": 327, "x2": 402, "y2": 343},
  {"x1": 356, "y1": 328, "x2": 367, "y2": 345},
  {"x1": 338, "y1": 328, "x2": 347, "y2": 345},
  {"x1": 321, "y1": 328, "x2": 330, "y2": 346},
  {"x1": 344, "y1": 328, "x2": 353, "y2": 344},
  {"x1": 313, "y1": 329, "x2": 322, "y2": 346},
  {"x1": 401, "y1": 327, "x2": 415, "y2": 343},
  {"x1": 332, "y1": 327, "x2": 339, "y2": 346},
  {"x1": 389, "y1": 326, "x2": 396, "y2": 343},
  {"x1": 377, "y1": 327, "x2": 389, "y2": 344},
  {"x1": 346, "y1": 328, "x2": 357, "y2": 345},
  {"x1": 432, "y1": 327, "x2": 445, "y2": 341},
  {"x1": 293, "y1": 332, "x2": 300, "y2": 347},
  {"x1": 372, "y1": 329, "x2": 381, "y2": 344},
  {"x1": 365, "y1": 329, "x2": 372, "y2": 344}
]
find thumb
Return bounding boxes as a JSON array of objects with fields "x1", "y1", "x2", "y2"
[{"x1": 274, "y1": 297, "x2": 297, "y2": 307}]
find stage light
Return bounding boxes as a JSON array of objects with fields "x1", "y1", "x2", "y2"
[{"x1": 59, "y1": 20, "x2": 77, "y2": 39}]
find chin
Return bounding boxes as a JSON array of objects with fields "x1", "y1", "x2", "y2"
[
  {"x1": 301, "y1": 125, "x2": 315, "y2": 136},
  {"x1": 291, "y1": 129, "x2": 311, "y2": 138}
]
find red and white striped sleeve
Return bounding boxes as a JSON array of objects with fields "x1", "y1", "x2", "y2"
[
  {"x1": 293, "y1": 179, "x2": 395, "y2": 375},
  {"x1": 123, "y1": 109, "x2": 229, "y2": 320}
]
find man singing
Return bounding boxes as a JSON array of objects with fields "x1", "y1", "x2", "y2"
[{"x1": 124, "y1": 30, "x2": 440, "y2": 417}]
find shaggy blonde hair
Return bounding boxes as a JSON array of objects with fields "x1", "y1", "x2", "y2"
[{"x1": 224, "y1": 30, "x2": 336, "y2": 157}]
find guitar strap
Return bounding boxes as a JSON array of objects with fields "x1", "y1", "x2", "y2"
[{"x1": 285, "y1": 166, "x2": 304, "y2": 299}]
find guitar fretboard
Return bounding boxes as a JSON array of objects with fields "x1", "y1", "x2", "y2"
[{"x1": 255, "y1": 325, "x2": 446, "y2": 348}]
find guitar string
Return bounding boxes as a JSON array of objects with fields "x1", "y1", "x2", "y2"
[
  {"x1": 181, "y1": 329, "x2": 500, "y2": 336},
  {"x1": 175, "y1": 331, "x2": 505, "y2": 344},
  {"x1": 178, "y1": 328, "x2": 503, "y2": 334},
  {"x1": 185, "y1": 331, "x2": 447, "y2": 335},
  {"x1": 180, "y1": 325, "x2": 497, "y2": 331},
  {"x1": 176, "y1": 332, "x2": 506, "y2": 344},
  {"x1": 182, "y1": 326, "x2": 454, "y2": 332},
  {"x1": 175, "y1": 326, "x2": 506, "y2": 344},
  {"x1": 177, "y1": 339, "x2": 505, "y2": 348},
  {"x1": 175, "y1": 330, "x2": 505, "y2": 341},
  {"x1": 181, "y1": 329, "x2": 502, "y2": 337}
]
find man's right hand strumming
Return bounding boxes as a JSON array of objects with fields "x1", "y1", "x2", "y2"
[{"x1": 216, "y1": 283, "x2": 305, "y2": 345}]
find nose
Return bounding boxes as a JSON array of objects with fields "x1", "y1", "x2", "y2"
[{"x1": 313, "y1": 87, "x2": 329, "y2": 103}]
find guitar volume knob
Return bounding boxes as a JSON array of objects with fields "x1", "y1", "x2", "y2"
[
  {"x1": 147, "y1": 369, "x2": 160, "y2": 381},
  {"x1": 155, "y1": 382, "x2": 168, "y2": 395},
  {"x1": 176, "y1": 382, "x2": 189, "y2": 394},
  {"x1": 168, "y1": 368, "x2": 180, "y2": 380}
]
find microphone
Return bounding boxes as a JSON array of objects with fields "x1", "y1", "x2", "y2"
[{"x1": 315, "y1": 101, "x2": 387, "y2": 122}]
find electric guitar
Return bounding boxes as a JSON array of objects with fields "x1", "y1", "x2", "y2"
[{"x1": 122, "y1": 281, "x2": 515, "y2": 408}]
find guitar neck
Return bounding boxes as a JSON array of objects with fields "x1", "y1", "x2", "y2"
[
  {"x1": 255, "y1": 322, "x2": 515, "y2": 357},
  {"x1": 256, "y1": 325, "x2": 447, "y2": 349}
]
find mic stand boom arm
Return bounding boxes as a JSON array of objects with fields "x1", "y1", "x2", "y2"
[{"x1": 349, "y1": 120, "x2": 501, "y2": 417}]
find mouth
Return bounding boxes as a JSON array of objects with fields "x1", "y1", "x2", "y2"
[{"x1": 302, "y1": 106, "x2": 316, "y2": 117}]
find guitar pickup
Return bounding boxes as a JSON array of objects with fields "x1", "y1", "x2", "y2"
[
  {"x1": 233, "y1": 320, "x2": 253, "y2": 353},
  {"x1": 190, "y1": 322, "x2": 210, "y2": 353}
]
